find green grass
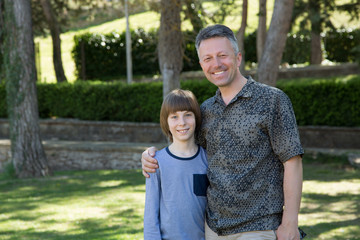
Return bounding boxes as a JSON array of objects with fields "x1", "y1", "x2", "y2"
[
  {"x1": 35, "y1": 0, "x2": 359, "y2": 83},
  {"x1": 300, "y1": 153, "x2": 360, "y2": 240},
  {"x1": 0, "y1": 154, "x2": 359, "y2": 240},
  {"x1": 0, "y1": 170, "x2": 146, "y2": 240}
]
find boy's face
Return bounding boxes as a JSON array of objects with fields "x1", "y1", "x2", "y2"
[{"x1": 167, "y1": 111, "x2": 196, "y2": 143}]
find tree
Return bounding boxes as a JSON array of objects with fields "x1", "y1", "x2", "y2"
[
  {"x1": 158, "y1": 0, "x2": 183, "y2": 99},
  {"x1": 183, "y1": 0, "x2": 205, "y2": 33},
  {"x1": 257, "y1": 0, "x2": 267, "y2": 62},
  {"x1": 257, "y1": 0, "x2": 295, "y2": 86},
  {"x1": 236, "y1": 0, "x2": 248, "y2": 74},
  {"x1": 0, "y1": 1, "x2": 4, "y2": 83},
  {"x1": 39, "y1": 0, "x2": 67, "y2": 82},
  {"x1": 207, "y1": 0, "x2": 236, "y2": 24},
  {"x1": 291, "y1": 0, "x2": 360, "y2": 65},
  {"x1": 0, "y1": 0, "x2": 51, "y2": 178}
]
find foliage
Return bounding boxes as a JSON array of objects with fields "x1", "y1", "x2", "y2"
[
  {"x1": 324, "y1": 28, "x2": 360, "y2": 63},
  {"x1": 72, "y1": 29, "x2": 202, "y2": 80},
  {"x1": 283, "y1": 31, "x2": 311, "y2": 64},
  {"x1": 72, "y1": 27, "x2": 360, "y2": 80},
  {"x1": 291, "y1": 0, "x2": 360, "y2": 32},
  {"x1": 1, "y1": 75, "x2": 360, "y2": 127},
  {"x1": 277, "y1": 75, "x2": 360, "y2": 126},
  {"x1": 31, "y1": 0, "x2": 70, "y2": 36},
  {"x1": 72, "y1": 28, "x2": 159, "y2": 80}
]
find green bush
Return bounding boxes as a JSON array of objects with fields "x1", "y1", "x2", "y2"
[
  {"x1": 72, "y1": 28, "x2": 359, "y2": 80},
  {"x1": 0, "y1": 76, "x2": 359, "y2": 127},
  {"x1": 72, "y1": 29, "x2": 159, "y2": 80},
  {"x1": 72, "y1": 29, "x2": 202, "y2": 80},
  {"x1": 283, "y1": 31, "x2": 311, "y2": 64},
  {"x1": 324, "y1": 28, "x2": 360, "y2": 63},
  {"x1": 278, "y1": 75, "x2": 360, "y2": 126}
]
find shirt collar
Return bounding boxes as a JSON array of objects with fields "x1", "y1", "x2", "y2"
[{"x1": 213, "y1": 76, "x2": 255, "y2": 105}]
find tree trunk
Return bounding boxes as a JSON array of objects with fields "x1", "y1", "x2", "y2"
[
  {"x1": 159, "y1": 0, "x2": 183, "y2": 99},
  {"x1": 309, "y1": 0, "x2": 322, "y2": 64},
  {"x1": 257, "y1": 0, "x2": 295, "y2": 86},
  {"x1": 257, "y1": 0, "x2": 267, "y2": 62},
  {"x1": 236, "y1": 0, "x2": 248, "y2": 75},
  {"x1": 0, "y1": 0, "x2": 4, "y2": 83},
  {"x1": 39, "y1": 0, "x2": 67, "y2": 83},
  {"x1": 2, "y1": 0, "x2": 51, "y2": 178}
]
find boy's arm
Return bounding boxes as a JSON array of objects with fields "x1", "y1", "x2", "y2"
[
  {"x1": 143, "y1": 170, "x2": 162, "y2": 239},
  {"x1": 142, "y1": 147, "x2": 159, "y2": 177},
  {"x1": 276, "y1": 155, "x2": 303, "y2": 240}
]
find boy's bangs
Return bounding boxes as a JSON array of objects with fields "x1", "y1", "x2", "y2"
[{"x1": 167, "y1": 95, "x2": 194, "y2": 114}]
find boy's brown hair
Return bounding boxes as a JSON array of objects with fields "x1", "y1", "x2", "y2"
[{"x1": 160, "y1": 89, "x2": 202, "y2": 142}]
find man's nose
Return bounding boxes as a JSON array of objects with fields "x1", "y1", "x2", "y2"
[{"x1": 214, "y1": 57, "x2": 222, "y2": 67}]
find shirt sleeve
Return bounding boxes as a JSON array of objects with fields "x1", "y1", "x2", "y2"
[
  {"x1": 268, "y1": 90, "x2": 304, "y2": 163},
  {"x1": 143, "y1": 170, "x2": 162, "y2": 240}
]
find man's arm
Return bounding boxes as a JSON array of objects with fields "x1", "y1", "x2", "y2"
[
  {"x1": 142, "y1": 146, "x2": 159, "y2": 178},
  {"x1": 276, "y1": 155, "x2": 303, "y2": 240}
]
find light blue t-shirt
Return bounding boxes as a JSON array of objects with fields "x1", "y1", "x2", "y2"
[{"x1": 144, "y1": 146, "x2": 208, "y2": 240}]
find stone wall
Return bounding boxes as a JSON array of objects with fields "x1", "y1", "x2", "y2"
[
  {"x1": 1, "y1": 118, "x2": 359, "y2": 172},
  {"x1": 0, "y1": 139, "x2": 166, "y2": 172}
]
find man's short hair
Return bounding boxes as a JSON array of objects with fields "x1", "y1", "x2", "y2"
[
  {"x1": 195, "y1": 24, "x2": 239, "y2": 56},
  {"x1": 160, "y1": 89, "x2": 201, "y2": 142}
]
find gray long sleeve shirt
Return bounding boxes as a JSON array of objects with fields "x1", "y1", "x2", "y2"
[{"x1": 144, "y1": 146, "x2": 208, "y2": 240}]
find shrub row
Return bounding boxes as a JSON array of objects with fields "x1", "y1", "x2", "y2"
[
  {"x1": 0, "y1": 76, "x2": 359, "y2": 127},
  {"x1": 71, "y1": 29, "x2": 201, "y2": 80},
  {"x1": 72, "y1": 28, "x2": 360, "y2": 80}
]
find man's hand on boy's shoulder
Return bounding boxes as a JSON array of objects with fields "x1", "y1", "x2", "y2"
[{"x1": 142, "y1": 147, "x2": 159, "y2": 178}]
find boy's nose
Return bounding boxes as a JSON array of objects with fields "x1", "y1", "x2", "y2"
[{"x1": 178, "y1": 116, "x2": 186, "y2": 125}]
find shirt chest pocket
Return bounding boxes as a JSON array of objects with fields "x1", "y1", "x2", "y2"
[{"x1": 193, "y1": 174, "x2": 209, "y2": 197}]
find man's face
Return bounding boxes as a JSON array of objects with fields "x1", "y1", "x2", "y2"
[{"x1": 198, "y1": 37, "x2": 242, "y2": 89}]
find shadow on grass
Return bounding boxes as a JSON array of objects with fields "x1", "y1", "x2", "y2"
[
  {"x1": 301, "y1": 192, "x2": 360, "y2": 213},
  {"x1": 301, "y1": 218, "x2": 360, "y2": 240},
  {"x1": 0, "y1": 169, "x2": 145, "y2": 239}
]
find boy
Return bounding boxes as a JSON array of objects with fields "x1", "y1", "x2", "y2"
[{"x1": 143, "y1": 89, "x2": 208, "y2": 240}]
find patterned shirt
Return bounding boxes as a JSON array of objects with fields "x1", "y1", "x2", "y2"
[{"x1": 198, "y1": 76, "x2": 304, "y2": 236}]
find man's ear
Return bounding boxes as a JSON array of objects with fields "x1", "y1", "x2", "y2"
[{"x1": 236, "y1": 52, "x2": 242, "y2": 67}]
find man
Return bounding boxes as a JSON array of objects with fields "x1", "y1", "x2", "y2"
[{"x1": 142, "y1": 24, "x2": 304, "y2": 240}]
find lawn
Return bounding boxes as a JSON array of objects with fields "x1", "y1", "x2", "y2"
[{"x1": 0, "y1": 153, "x2": 359, "y2": 239}]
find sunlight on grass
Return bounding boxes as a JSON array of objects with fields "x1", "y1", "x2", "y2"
[
  {"x1": 0, "y1": 170, "x2": 146, "y2": 240},
  {"x1": 1, "y1": 159, "x2": 359, "y2": 239},
  {"x1": 299, "y1": 161, "x2": 360, "y2": 240}
]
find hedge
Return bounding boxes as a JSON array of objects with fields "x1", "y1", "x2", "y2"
[
  {"x1": 71, "y1": 29, "x2": 201, "y2": 80},
  {"x1": 72, "y1": 28, "x2": 360, "y2": 80},
  {"x1": 0, "y1": 75, "x2": 359, "y2": 127}
]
